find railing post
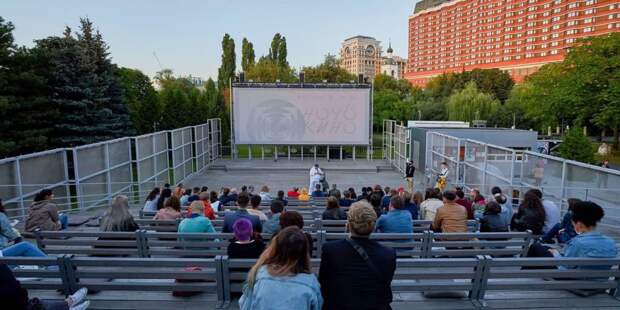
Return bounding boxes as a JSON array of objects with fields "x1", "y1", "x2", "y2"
[
  {"x1": 72, "y1": 148, "x2": 82, "y2": 209},
  {"x1": 14, "y1": 158, "x2": 25, "y2": 218},
  {"x1": 561, "y1": 160, "x2": 567, "y2": 207},
  {"x1": 482, "y1": 144, "x2": 488, "y2": 195}
]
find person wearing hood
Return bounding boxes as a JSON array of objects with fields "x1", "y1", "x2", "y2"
[{"x1": 25, "y1": 189, "x2": 67, "y2": 232}]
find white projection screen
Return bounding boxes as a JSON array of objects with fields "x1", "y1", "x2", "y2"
[{"x1": 233, "y1": 87, "x2": 371, "y2": 145}]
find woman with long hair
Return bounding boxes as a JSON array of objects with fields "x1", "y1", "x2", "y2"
[
  {"x1": 511, "y1": 190, "x2": 546, "y2": 235},
  {"x1": 240, "y1": 226, "x2": 322, "y2": 310},
  {"x1": 321, "y1": 196, "x2": 346, "y2": 220},
  {"x1": 156, "y1": 188, "x2": 172, "y2": 210},
  {"x1": 1, "y1": 199, "x2": 49, "y2": 258},
  {"x1": 100, "y1": 196, "x2": 139, "y2": 232},
  {"x1": 25, "y1": 189, "x2": 66, "y2": 232},
  {"x1": 154, "y1": 196, "x2": 182, "y2": 220},
  {"x1": 143, "y1": 187, "x2": 160, "y2": 212}
]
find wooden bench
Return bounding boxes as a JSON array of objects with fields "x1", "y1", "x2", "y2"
[
  {"x1": 135, "y1": 219, "x2": 180, "y2": 232},
  {"x1": 323, "y1": 232, "x2": 427, "y2": 258},
  {"x1": 220, "y1": 256, "x2": 484, "y2": 308},
  {"x1": 0, "y1": 256, "x2": 70, "y2": 294},
  {"x1": 477, "y1": 256, "x2": 620, "y2": 308},
  {"x1": 319, "y1": 219, "x2": 479, "y2": 233},
  {"x1": 35, "y1": 230, "x2": 144, "y2": 257},
  {"x1": 427, "y1": 231, "x2": 532, "y2": 258}
]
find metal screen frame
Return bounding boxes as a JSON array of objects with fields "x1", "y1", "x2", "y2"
[
  {"x1": 170, "y1": 126, "x2": 194, "y2": 185},
  {"x1": 133, "y1": 131, "x2": 170, "y2": 201}
]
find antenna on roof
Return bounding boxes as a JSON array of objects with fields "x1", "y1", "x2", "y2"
[{"x1": 153, "y1": 52, "x2": 164, "y2": 71}]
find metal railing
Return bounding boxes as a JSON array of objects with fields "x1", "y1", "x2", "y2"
[{"x1": 0, "y1": 120, "x2": 223, "y2": 219}]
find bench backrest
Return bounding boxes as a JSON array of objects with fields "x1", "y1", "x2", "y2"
[
  {"x1": 478, "y1": 256, "x2": 620, "y2": 300},
  {"x1": 135, "y1": 218, "x2": 180, "y2": 232},
  {"x1": 319, "y1": 219, "x2": 479, "y2": 233},
  {"x1": 0, "y1": 256, "x2": 71, "y2": 294},
  {"x1": 35, "y1": 230, "x2": 143, "y2": 257},
  {"x1": 427, "y1": 231, "x2": 532, "y2": 258},
  {"x1": 324, "y1": 233, "x2": 427, "y2": 258}
]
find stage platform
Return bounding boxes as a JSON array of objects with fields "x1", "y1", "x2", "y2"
[{"x1": 184, "y1": 159, "x2": 426, "y2": 194}]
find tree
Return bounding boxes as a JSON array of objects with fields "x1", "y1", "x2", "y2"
[
  {"x1": 118, "y1": 67, "x2": 160, "y2": 134},
  {"x1": 426, "y1": 69, "x2": 514, "y2": 103},
  {"x1": 217, "y1": 34, "x2": 235, "y2": 89},
  {"x1": 277, "y1": 36, "x2": 287, "y2": 67},
  {"x1": 446, "y1": 81, "x2": 500, "y2": 122},
  {"x1": 563, "y1": 33, "x2": 620, "y2": 149},
  {"x1": 268, "y1": 33, "x2": 282, "y2": 62},
  {"x1": 302, "y1": 54, "x2": 356, "y2": 83},
  {"x1": 557, "y1": 127, "x2": 595, "y2": 164},
  {"x1": 245, "y1": 56, "x2": 297, "y2": 83},
  {"x1": 374, "y1": 74, "x2": 415, "y2": 98},
  {"x1": 241, "y1": 37, "x2": 255, "y2": 72}
]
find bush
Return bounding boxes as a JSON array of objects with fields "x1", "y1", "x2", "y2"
[{"x1": 557, "y1": 127, "x2": 595, "y2": 164}]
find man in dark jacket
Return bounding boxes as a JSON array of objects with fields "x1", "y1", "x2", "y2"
[
  {"x1": 405, "y1": 159, "x2": 415, "y2": 192},
  {"x1": 319, "y1": 201, "x2": 396, "y2": 310}
]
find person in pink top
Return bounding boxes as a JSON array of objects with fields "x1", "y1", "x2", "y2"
[{"x1": 154, "y1": 196, "x2": 182, "y2": 220}]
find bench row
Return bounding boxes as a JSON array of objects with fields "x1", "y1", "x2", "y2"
[
  {"x1": 34, "y1": 230, "x2": 532, "y2": 259},
  {"x1": 130, "y1": 218, "x2": 481, "y2": 233},
  {"x1": 3, "y1": 255, "x2": 619, "y2": 309}
]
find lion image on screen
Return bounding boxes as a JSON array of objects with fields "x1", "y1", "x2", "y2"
[{"x1": 247, "y1": 99, "x2": 305, "y2": 142}]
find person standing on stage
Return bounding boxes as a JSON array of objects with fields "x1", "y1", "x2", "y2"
[
  {"x1": 309, "y1": 163, "x2": 323, "y2": 193},
  {"x1": 435, "y1": 162, "x2": 449, "y2": 190},
  {"x1": 405, "y1": 159, "x2": 416, "y2": 192}
]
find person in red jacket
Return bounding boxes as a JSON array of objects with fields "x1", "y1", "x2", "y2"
[{"x1": 287, "y1": 187, "x2": 300, "y2": 198}]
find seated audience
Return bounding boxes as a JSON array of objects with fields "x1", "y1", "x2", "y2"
[
  {"x1": 240, "y1": 226, "x2": 322, "y2": 310},
  {"x1": 201, "y1": 186, "x2": 209, "y2": 193},
  {"x1": 173, "y1": 183, "x2": 185, "y2": 199},
  {"x1": 1, "y1": 199, "x2": 47, "y2": 258},
  {"x1": 472, "y1": 192, "x2": 487, "y2": 219},
  {"x1": 153, "y1": 196, "x2": 182, "y2": 220},
  {"x1": 375, "y1": 196, "x2": 413, "y2": 233},
  {"x1": 339, "y1": 190, "x2": 354, "y2": 207},
  {"x1": 542, "y1": 198, "x2": 580, "y2": 244},
  {"x1": 381, "y1": 188, "x2": 393, "y2": 211},
  {"x1": 319, "y1": 201, "x2": 396, "y2": 310},
  {"x1": 432, "y1": 190, "x2": 468, "y2": 233},
  {"x1": 209, "y1": 191, "x2": 221, "y2": 212},
  {"x1": 530, "y1": 189, "x2": 560, "y2": 234},
  {"x1": 412, "y1": 191, "x2": 423, "y2": 207},
  {"x1": 455, "y1": 188, "x2": 474, "y2": 219},
  {"x1": 479, "y1": 201, "x2": 509, "y2": 232},
  {"x1": 25, "y1": 189, "x2": 67, "y2": 232},
  {"x1": 223, "y1": 193, "x2": 262, "y2": 233},
  {"x1": 419, "y1": 188, "x2": 443, "y2": 221},
  {"x1": 1, "y1": 264, "x2": 91, "y2": 310},
  {"x1": 263, "y1": 200, "x2": 284, "y2": 235},
  {"x1": 219, "y1": 187, "x2": 236, "y2": 206},
  {"x1": 511, "y1": 190, "x2": 546, "y2": 235},
  {"x1": 373, "y1": 185, "x2": 384, "y2": 198},
  {"x1": 156, "y1": 187, "x2": 172, "y2": 210},
  {"x1": 368, "y1": 192, "x2": 383, "y2": 218},
  {"x1": 179, "y1": 188, "x2": 191, "y2": 206},
  {"x1": 227, "y1": 218, "x2": 265, "y2": 258},
  {"x1": 491, "y1": 186, "x2": 513, "y2": 226},
  {"x1": 259, "y1": 185, "x2": 273, "y2": 202},
  {"x1": 248, "y1": 195, "x2": 268, "y2": 222},
  {"x1": 328, "y1": 184, "x2": 340, "y2": 198},
  {"x1": 280, "y1": 211, "x2": 313, "y2": 256},
  {"x1": 199, "y1": 192, "x2": 216, "y2": 220},
  {"x1": 101, "y1": 195, "x2": 139, "y2": 232},
  {"x1": 348, "y1": 187, "x2": 357, "y2": 200},
  {"x1": 547, "y1": 201, "x2": 617, "y2": 265},
  {"x1": 179, "y1": 201, "x2": 215, "y2": 233},
  {"x1": 322, "y1": 196, "x2": 347, "y2": 220},
  {"x1": 357, "y1": 187, "x2": 370, "y2": 201},
  {"x1": 311, "y1": 184, "x2": 325, "y2": 198},
  {"x1": 298, "y1": 187, "x2": 310, "y2": 201},
  {"x1": 287, "y1": 187, "x2": 300, "y2": 198},
  {"x1": 401, "y1": 191, "x2": 419, "y2": 220},
  {"x1": 143, "y1": 187, "x2": 160, "y2": 212},
  {"x1": 187, "y1": 187, "x2": 201, "y2": 205},
  {"x1": 274, "y1": 190, "x2": 288, "y2": 206}
]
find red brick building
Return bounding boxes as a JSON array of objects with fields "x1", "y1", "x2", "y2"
[{"x1": 405, "y1": 0, "x2": 620, "y2": 87}]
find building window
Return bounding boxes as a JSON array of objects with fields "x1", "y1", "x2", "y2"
[
  {"x1": 585, "y1": 9, "x2": 594, "y2": 15},
  {"x1": 584, "y1": 18, "x2": 593, "y2": 23},
  {"x1": 568, "y1": 3, "x2": 578, "y2": 9},
  {"x1": 583, "y1": 27, "x2": 593, "y2": 32},
  {"x1": 551, "y1": 49, "x2": 559, "y2": 55},
  {"x1": 585, "y1": 0, "x2": 596, "y2": 5}
]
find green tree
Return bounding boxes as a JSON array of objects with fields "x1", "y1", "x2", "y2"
[
  {"x1": 118, "y1": 67, "x2": 160, "y2": 134},
  {"x1": 246, "y1": 56, "x2": 297, "y2": 83},
  {"x1": 302, "y1": 54, "x2": 356, "y2": 83},
  {"x1": 217, "y1": 34, "x2": 236, "y2": 89},
  {"x1": 0, "y1": 17, "x2": 56, "y2": 157},
  {"x1": 427, "y1": 69, "x2": 514, "y2": 103},
  {"x1": 557, "y1": 127, "x2": 595, "y2": 163},
  {"x1": 373, "y1": 74, "x2": 415, "y2": 98},
  {"x1": 277, "y1": 36, "x2": 287, "y2": 67},
  {"x1": 564, "y1": 33, "x2": 620, "y2": 149},
  {"x1": 446, "y1": 81, "x2": 500, "y2": 122},
  {"x1": 241, "y1": 37, "x2": 255, "y2": 72},
  {"x1": 268, "y1": 33, "x2": 281, "y2": 62}
]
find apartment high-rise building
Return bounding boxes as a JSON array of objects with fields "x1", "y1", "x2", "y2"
[
  {"x1": 340, "y1": 35, "x2": 383, "y2": 80},
  {"x1": 406, "y1": 0, "x2": 620, "y2": 87}
]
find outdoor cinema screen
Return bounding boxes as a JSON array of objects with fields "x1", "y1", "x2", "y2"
[{"x1": 233, "y1": 87, "x2": 371, "y2": 145}]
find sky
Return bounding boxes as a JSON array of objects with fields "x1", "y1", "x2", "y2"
[{"x1": 3, "y1": 0, "x2": 417, "y2": 80}]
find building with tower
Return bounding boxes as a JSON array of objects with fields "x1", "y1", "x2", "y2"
[
  {"x1": 406, "y1": 0, "x2": 620, "y2": 87},
  {"x1": 380, "y1": 42, "x2": 408, "y2": 79},
  {"x1": 339, "y1": 35, "x2": 383, "y2": 80}
]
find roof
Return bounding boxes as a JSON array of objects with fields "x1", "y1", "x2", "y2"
[
  {"x1": 343, "y1": 35, "x2": 377, "y2": 42},
  {"x1": 413, "y1": 0, "x2": 454, "y2": 13}
]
